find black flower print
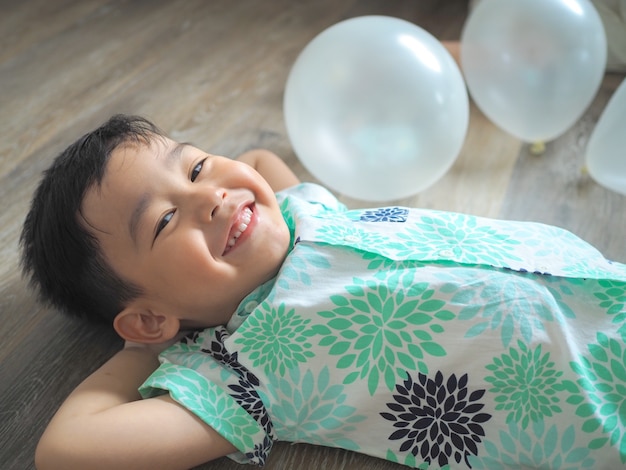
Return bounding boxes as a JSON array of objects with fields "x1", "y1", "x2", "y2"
[
  {"x1": 200, "y1": 326, "x2": 275, "y2": 465},
  {"x1": 201, "y1": 326, "x2": 260, "y2": 386},
  {"x1": 245, "y1": 435, "x2": 273, "y2": 467},
  {"x1": 229, "y1": 377, "x2": 275, "y2": 440},
  {"x1": 381, "y1": 371, "x2": 492, "y2": 468},
  {"x1": 360, "y1": 207, "x2": 409, "y2": 222},
  {"x1": 180, "y1": 330, "x2": 202, "y2": 345}
]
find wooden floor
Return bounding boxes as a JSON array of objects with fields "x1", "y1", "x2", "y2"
[{"x1": 1, "y1": 1, "x2": 624, "y2": 469}]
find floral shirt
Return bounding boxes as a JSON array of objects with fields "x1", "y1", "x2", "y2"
[{"x1": 140, "y1": 183, "x2": 626, "y2": 469}]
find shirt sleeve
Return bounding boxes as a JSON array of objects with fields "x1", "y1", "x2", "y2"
[{"x1": 139, "y1": 336, "x2": 272, "y2": 465}]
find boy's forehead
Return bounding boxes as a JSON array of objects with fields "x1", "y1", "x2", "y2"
[
  {"x1": 109, "y1": 136, "x2": 169, "y2": 167},
  {"x1": 80, "y1": 141, "x2": 160, "y2": 224},
  {"x1": 82, "y1": 136, "x2": 185, "y2": 221}
]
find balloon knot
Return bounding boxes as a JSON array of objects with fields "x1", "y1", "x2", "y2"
[{"x1": 530, "y1": 141, "x2": 546, "y2": 155}]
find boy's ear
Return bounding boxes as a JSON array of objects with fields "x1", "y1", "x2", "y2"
[{"x1": 113, "y1": 306, "x2": 180, "y2": 344}]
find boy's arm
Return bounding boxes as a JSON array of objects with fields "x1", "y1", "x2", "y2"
[
  {"x1": 236, "y1": 149, "x2": 301, "y2": 192},
  {"x1": 36, "y1": 347, "x2": 235, "y2": 470}
]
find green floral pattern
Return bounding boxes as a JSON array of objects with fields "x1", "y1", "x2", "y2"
[
  {"x1": 141, "y1": 363, "x2": 265, "y2": 455},
  {"x1": 279, "y1": 197, "x2": 296, "y2": 246},
  {"x1": 468, "y1": 421, "x2": 595, "y2": 469},
  {"x1": 258, "y1": 366, "x2": 366, "y2": 449},
  {"x1": 563, "y1": 332, "x2": 626, "y2": 463},
  {"x1": 276, "y1": 243, "x2": 331, "y2": 290},
  {"x1": 592, "y1": 280, "x2": 626, "y2": 342},
  {"x1": 313, "y1": 269, "x2": 455, "y2": 395},
  {"x1": 314, "y1": 216, "x2": 389, "y2": 248},
  {"x1": 456, "y1": 271, "x2": 561, "y2": 347},
  {"x1": 593, "y1": 280, "x2": 626, "y2": 316},
  {"x1": 234, "y1": 300, "x2": 316, "y2": 376},
  {"x1": 485, "y1": 340, "x2": 564, "y2": 429},
  {"x1": 392, "y1": 212, "x2": 523, "y2": 265},
  {"x1": 511, "y1": 223, "x2": 599, "y2": 259},
  {"x1": 562, "y1": 261, "x2": 623, "y2": 279}
]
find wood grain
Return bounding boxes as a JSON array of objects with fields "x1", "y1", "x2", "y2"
[{"x1": 0, "y1": 1, "x2": 623, "y2": 469}]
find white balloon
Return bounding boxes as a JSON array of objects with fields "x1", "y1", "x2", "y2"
[
  {"x1": 461, "y1": 0, "x2": 607, "y2": 143},
  {"x1": 586, "y1": 78, "x2": 626, "y2": 196},
  {"x1": 284, "y1": 16, "x2": 469, "y2": 201}
]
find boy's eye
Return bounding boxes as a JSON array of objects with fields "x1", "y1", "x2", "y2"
[
  {"x1": 191, "y1": 158, "x2": 206, "y2": 182},
  {"x1": 155, "y1": 211, "x2": 175, "y2": 240}
]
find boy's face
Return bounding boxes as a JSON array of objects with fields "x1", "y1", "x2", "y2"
[{"x1": 81, "y1": 136, "x2": 290, "y2": 328}]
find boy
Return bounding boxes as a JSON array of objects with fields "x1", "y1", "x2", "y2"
[{"x1": 22, "y1": 115, "x2": 626, "y2": 469}]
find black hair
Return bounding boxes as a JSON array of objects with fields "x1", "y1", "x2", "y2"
[{"x1": 20, "y1": 114, "x2": 165, "y2": 325}]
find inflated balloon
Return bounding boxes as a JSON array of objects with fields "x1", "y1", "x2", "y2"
[
  {"x1": 461, "y1": 0, "x2": 607, "y2": 143},
  {"x1": 586, "y1": 78, "x2": 626, "y2": 196},
  {"x1": 284, "y1": 16, "x2": 469, "y2": 201}
]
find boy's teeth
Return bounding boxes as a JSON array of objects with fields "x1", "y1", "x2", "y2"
[{"x1": 227, "y1": 207, "x2": 253, "y2": 248}]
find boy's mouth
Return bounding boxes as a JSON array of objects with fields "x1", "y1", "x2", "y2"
[{"x1": 223, "y1": 205, "x2": 253, "y2": 255}]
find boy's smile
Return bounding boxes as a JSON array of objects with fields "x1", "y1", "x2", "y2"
[
  {"x1": 223, "y1": 205, "x2": 254, "y2": 255},
  {"x1": 80, "y1": 136, "x2": 290, "y2": 329}
]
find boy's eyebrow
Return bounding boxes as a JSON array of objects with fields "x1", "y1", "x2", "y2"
[
  {"x1": 129, "y1": 192, "x2": 151, "y2": 246},
  {"x1": 164, "y1": 141, "x2": 189, "y2": 169},
  {"x1": 128, "y1": 142, "x2": 189, "y2": 246}
]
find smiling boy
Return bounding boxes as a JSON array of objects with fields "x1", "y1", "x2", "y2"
[
  {"x1": 22, "y1": 115, "x2": 626, "y2": 470},
  {"x1": 22, "y1": 115, "x2": 299, "y2": 469}
]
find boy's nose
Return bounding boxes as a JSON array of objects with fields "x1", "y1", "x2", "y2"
[{"x1": 195, "y1": 186, "x2": 226, "y2": 223}]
